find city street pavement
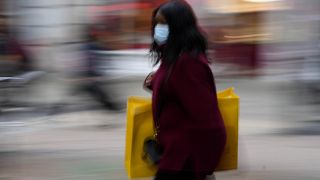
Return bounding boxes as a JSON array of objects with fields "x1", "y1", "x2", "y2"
[{"x1": 1, "y1": 71, "x2": 320, "y2": 180}]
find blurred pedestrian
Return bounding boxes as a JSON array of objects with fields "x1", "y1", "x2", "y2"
[
  {"x1": 0, "y1": 15, "x2": 31, "y2": 75},
  {"x1": 79, "y1": 31, "x2": 121, "y2": 111},
  {"x1": 144, "y1": 1, "x2": 226, "y2": 180}
]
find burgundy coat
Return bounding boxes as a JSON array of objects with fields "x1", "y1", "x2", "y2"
[{"x1": 149, "y1": 52, "x2": 227, "y2": 173}]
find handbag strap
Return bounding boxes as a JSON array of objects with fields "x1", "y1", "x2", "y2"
[{"x1": 154, "y1": 63, "x2": 174, "y2": 138}]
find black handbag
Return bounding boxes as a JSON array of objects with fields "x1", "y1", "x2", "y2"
[{"x1": 143, "y1": 137, "x2": 162, "y2": 165}]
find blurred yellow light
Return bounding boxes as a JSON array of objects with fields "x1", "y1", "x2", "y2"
[{"x1": 244, "y1": 0, "x2": 281, "y2": 2}]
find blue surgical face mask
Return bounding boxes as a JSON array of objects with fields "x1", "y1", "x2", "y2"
[{"x1": 154, "y1": 24, "x2": 169, "y2": 45}]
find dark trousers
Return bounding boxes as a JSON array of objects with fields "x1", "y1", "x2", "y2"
[{"x1": 154, "y1": 170, "x2": 207, "y2": 180}]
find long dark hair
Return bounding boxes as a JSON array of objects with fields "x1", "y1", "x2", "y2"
[{"x1": 150, "y1": 0, "x2": 207, "y2": 66}]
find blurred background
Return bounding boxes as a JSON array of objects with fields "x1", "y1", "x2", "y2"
[{"x1": 0, "y1": 0, "x2": 319, "y2": 179}]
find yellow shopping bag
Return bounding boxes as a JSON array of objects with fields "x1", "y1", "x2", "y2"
[
  {"x1": 125, "y1": 88, "x2": 239, "y2": 178},
  {"x1": 215, "y1": 88, "x2": 239, "y2": 171}
]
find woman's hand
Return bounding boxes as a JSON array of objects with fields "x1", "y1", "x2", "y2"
[{"x1": 143, "y1": 72, "x2": 154, "y2": 91}]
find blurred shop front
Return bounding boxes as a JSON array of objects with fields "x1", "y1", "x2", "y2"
[
  {"x1": 89, "y1": 0, "x2": 166, "y2": 50},
  {"x1": 203, "y1": 0, "x2": 289, "y2": 70}
]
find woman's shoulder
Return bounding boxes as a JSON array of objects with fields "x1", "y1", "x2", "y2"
[
  {"x1": 174, "y1": 51, "x2": 215, "y2": 85},
  {"x1": 177, "y1": 51, "x2": 209, "y2": 69}
]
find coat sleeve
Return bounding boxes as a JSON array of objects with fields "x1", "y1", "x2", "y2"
[{"x1": 171, "y1": 55, "x2": 222, "y2": 129}]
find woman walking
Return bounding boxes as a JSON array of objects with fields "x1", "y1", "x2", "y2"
[{"x1": 144, "y1": 1, "x2": 227, "y2": 180}]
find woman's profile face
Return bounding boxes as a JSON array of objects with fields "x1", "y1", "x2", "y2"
[{"x1": 155, "y1": 10, "x2": 167, "y2": 25}]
